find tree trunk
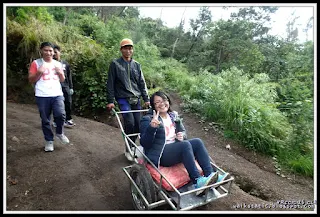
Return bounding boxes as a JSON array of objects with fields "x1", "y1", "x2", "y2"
[
  {"x1": 185, "y1": 25, "x2": 204, "y2": 61},
  {"x1": 216, "y1": 47, "x2": 222, "y2": 73},
  {"x1": 63, "y1": 7, "x2": 69, "y2": 25},
  {"x1": 171, "y1": 38, "x2": 179, "y2": 58}
]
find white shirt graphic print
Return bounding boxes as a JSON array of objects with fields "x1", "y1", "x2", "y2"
[
  {"x1": 162, "y1": 114, "x2": 176, "y2": 144},
  {"x1": 31, "y1": 59, "x2": 63, "y2": 97}
]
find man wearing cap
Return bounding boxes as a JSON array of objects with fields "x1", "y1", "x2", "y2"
[{"x1": 106, "y1": 38, "x2": 150, "y2": 161}]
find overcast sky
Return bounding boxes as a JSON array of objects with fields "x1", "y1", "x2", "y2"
[
  {"x1": 3, "y1": 3, "x2": 316, "y2": 43},
  {"x1": 138, "y1": 4, "x2": 315, "y2": 43}
]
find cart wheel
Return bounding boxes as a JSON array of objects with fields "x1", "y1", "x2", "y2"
[{"x1": 129, "y1": 163, "x2": 156, "y2": 210}]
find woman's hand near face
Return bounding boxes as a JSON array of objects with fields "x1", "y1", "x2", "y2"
[{"x1": 150, "y1": 110, "x2": 161, "y2": 128}]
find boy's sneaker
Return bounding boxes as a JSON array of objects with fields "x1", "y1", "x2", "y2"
[
  {"x1": 56, "y1": 134, "x2": 70, "y2": 145},
  {"x1": 64, "y1": 119, "x2": 75, "y2": 128},
  {"x1": 44, "y1": 141, "x2": 54, "y2": 152},
  {"x1": 194, "y1": 172, "x2": 219, "y2": 196}
]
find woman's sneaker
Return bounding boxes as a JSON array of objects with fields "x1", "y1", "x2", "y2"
[
  {"x1": 56, "y1": 134, "x2": 70, "y2": 145},
  {"x1": 217, "y1": 172, "x2": 230, "y2": 183},
  {"x1": 44, "y1": 141, "x2": 54, "y2": 152},
  {"x1": 194, "y1": 172, "x2": 219, "y2": 195}
]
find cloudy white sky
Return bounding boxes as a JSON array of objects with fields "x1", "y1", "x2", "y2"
[
  {"x1": 138, "y1": 4, "x2": 316, "y2": 43},
  {"x1": 3, "y1": 3, "x2": 316, "y2": 43}
]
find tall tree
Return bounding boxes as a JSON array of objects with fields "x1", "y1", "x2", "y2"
[
  {"x1": 303, "y1": 16, "x2": 314, "y2": 41},
  {"x1": 285, "y1": 11, "x2": 300, "y2": 42},
  {"x1": 171, "y1": 7, "x2": 186, "y2": 58},
  {"x1": 186, "y1": 6, "x2": 212, "y2": 60},
  {"x1": 230, "y1": 6, "x2": 278, "y2": 38}
]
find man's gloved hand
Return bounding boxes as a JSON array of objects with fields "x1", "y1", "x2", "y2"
[{"x1": 69, "y1": 89, "x2": 74, "y2": 95}]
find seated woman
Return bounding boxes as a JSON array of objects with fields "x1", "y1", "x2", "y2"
[{"x1": 140, "y1": 91, "x2": 226, "y2": 195}]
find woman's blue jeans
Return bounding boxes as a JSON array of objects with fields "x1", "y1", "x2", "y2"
[
  {"x1": 36, "y1": 96, "x2": 65, "y2": 141},
  {"x1": 160, "y1": 138, "x2": 213, "y2": 184}
]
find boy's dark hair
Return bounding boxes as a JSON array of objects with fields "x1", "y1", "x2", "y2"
[
  {"x1": 53, "y1": 44, "x2": 61, "y2": 51},
  {"x1": 40, "y1": 42, "x2": 54, "y2": 49}
]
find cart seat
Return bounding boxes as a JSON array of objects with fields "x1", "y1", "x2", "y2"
[{"x1": 142, "y1": 160, "x2": 203, "y2": 191}]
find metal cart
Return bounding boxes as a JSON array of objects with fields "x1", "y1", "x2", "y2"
[{"x1": 112, "y1": 108, "x2": 234, "y2": 211}]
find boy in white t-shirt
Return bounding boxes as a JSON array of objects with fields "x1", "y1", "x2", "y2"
[{"x1": 28, "y1": 42, "x2": 70, "y2": 152}]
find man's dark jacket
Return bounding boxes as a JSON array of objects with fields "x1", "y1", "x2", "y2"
[
  {"x1": 60, "y1": 60, "x2": 73, "y2": 89},
  {"x1": 106, "y1": 57, "x2": 149, "y2": 104}
]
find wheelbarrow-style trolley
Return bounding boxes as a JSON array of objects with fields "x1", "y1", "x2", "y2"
[{"x1": 112, "y1": 108, "x2": 234, "y2": 211}]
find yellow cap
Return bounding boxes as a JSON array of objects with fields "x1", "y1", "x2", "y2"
[{"x1": 120, "y1": 38, "x2": 133, "y2": 48}]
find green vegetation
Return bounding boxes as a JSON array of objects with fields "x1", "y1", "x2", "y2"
[{"x1": 6, "y1": 6, "x2": 314, "y2": 177}]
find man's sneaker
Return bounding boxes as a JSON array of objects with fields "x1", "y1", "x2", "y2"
[
  {"x1": 67, "y1": 119, "x2": 76, "y2": 126},
  {"x1": 217, "y1": 172, "x2": 230, "y2": 183},
  {"x1": 52, "y1": 122, "x2": 57, "y2": 128},
  {"x1": 194, "y1": 172, "x2": 219, "y2": 196},
  {"x1": 131, "y1": 146, "x2": 144, "y2": 159},
  {"x1": 44, "y1": 141, "x2": 54, "y2": 152},
  {"x1": 124, "y1": 151, "x2": 134, "y2": 162},
  {"x1": 56, "y1": 134, "x2": 70, "y2": 145},
  {"x1": 64, "y1": 120, "x2": 75, "y2": 128}
]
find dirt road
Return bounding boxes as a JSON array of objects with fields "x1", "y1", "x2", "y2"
[{"x1": 5, "y1": 98, "x2": 315, "y2": 213}]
